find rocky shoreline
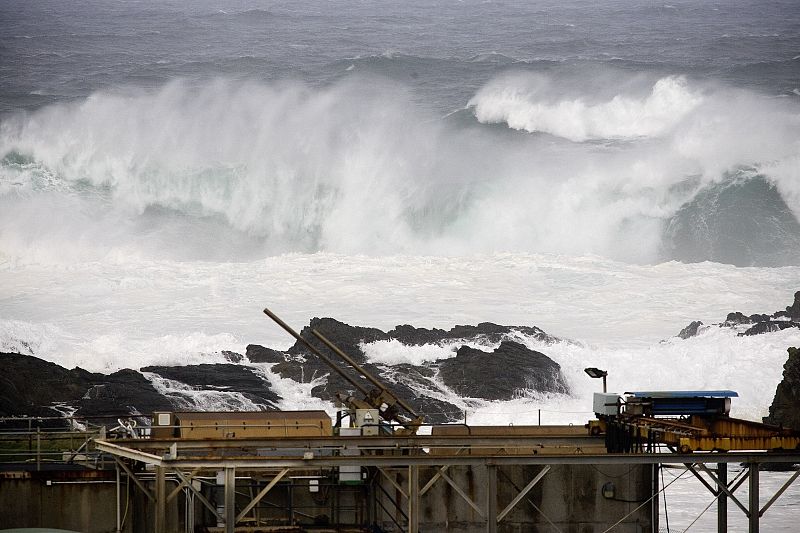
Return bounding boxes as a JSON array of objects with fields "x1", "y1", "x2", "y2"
[
  {"x1": 0, "y1": 318, "x2": 567, "y2": 426},
  {"x1": 3, "y1": 292, "x2": 799, "y2": 430}
]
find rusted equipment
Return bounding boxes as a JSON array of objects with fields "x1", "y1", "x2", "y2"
[
  {"x1": 263, "y1": 308, "x2": 424, "y2": 434},
  {"x1": 150, "y1": 411, "x2": 332, "y2": 440},
  {"x1": 588, "y1": 390, "x2": 800, "y2": 453}
]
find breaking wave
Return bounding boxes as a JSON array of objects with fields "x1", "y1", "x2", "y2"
[
  {"x1": 468, "y1": 74, "x2": 702, "y2": 141},
  {"x1": 0, "y1": 72, "x2": 798, "y2": 265}
]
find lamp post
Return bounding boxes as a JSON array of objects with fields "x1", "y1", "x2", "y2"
[{"x1": 584, "y1": 367, "x2": 608, "y2": 393}]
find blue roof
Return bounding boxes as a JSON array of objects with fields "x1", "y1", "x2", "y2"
[{"x1": 624, "y1": 390, "x2": 738, "y2": 398}]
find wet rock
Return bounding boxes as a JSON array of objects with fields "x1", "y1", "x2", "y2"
[
  {"x1": 784, "y1": 291, "x2": 800, "y2": 321},
  {"x1": 724, "y1": 312, "x2": 752, "y2": 326},
  {"x1": 0, "y1": 353, "x2": 95, "y2": 417},
  {"x1": 246, "y1": 345, "x2": 286, "y2": 363},
  {"x1": 740, "y1": 321, "x2": 800, "y2": 336},
  {"x1": 222, "y1": 350, "x2": 244, "y2": 363},
  {"x1": 388, "y1": 322, "x2": 557, "y2": 345},
  {"x1": 76, "y1": 369, "x2": 173, "y2": 420},
  {"x1": 0, "y1": 353, "x2": 172, "y2": 426},
  {"x1": 764, "y1": 347, "x2": 800, "y2": 431},
  {"x1": 141, "y1": 364, "x2": 280, "y2": 408},
  {"x1": 438, "y1": 341, "x2": 568, "y2": 401},
  {"x1": 677, "y1": 321, "x2": 704, "y2": 339},
  {"x1": 677, "y1": 291, "x2": 800, "y2": 339}
]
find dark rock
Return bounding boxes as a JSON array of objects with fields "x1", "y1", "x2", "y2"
[
  {"x1": 388, "y1": 322, "x2": 558, "y2": 345},
  {"x1": 246, "y1": 344, "x2": 286, "y2": 363},
  {"x1": 0, "y1": 353, "x2": 173, "y2": 426},
  {"x1": 288, "y1": 317, "x2": 388, "y2": 363},
  {"x1": 725, "y1": 312, "x2": 752, "y2": 326},
  {"x1": 257, "y1": 317, "x2": 566, "y2": 422},
  {"x1": 786, "y1": 291, "x2": 800, "y2": 321},
  {"x1": 678, "y1": 291, "x2": 800, "y2": 340},
  {"x1": 222, "y1": 350, "x2": 244, "y2": 363},
  {"x1": 740, "y1": 321, "x2": 800, "y2": 336},
  {"x1": 677, "y1": 321, "x2": 704, "y2": 339},
  {"x1": 75, "y1": 369, "x2": 173, "y2": 419},
  {"x1": 764, "y1": 347, "x2": 800, "y2": 431},
  {"x1": 437, "y1": 341, "x2": 568, "y2": 401},
  {"x1": 141, "y1": 364, "x2": 280, "y2": 409},
  {"x1": 0, "y1": 353, "x2": 96, "y2": 417}
]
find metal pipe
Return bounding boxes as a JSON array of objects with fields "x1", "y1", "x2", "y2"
[
  {"x1": 749, "y1": 463, "x2": 759, "y2": 533},
  {"x1": 312, "y1": 329, "x2": 419, "y2": 418},
  {"x1": 718, "y1": 463, "x2": 727, "y2": 533},
  {"x1": 116, "y1": 462, "x2": 122, "y2": 533},
  {"x1": 263, "y1": 308, "x2": 371, "y2": 397}
]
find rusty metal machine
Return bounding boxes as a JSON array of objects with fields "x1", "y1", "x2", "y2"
[
  {"x1": 588, "y1": 390, "x2": 800, "y2": 453},
  {"x1": 263, "y1": 308, "x2": 425, "y2": 435}
]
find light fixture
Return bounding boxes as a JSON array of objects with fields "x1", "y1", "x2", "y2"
[
  {"x1": 584, "y1": 367, "x2": 608, "y2": 393},
  {"x1": 602, "y1": 481, "x2": 615, "y2": 499}
]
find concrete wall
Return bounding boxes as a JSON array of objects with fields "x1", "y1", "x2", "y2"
[
  {"x1": 376, "y1": 464, "x2": 656, "y2": 533},
  {"x1": 0, "y1": 473, "x2": 182, "y2": 533},
  {"x1": 0, "y1": 464, "x2": 655, "y2": 532}
]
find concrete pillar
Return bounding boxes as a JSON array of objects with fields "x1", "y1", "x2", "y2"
[
  {"x1": 408, "y1": 466, "x2": 419, "y2": 533},
  {"x1": 155, "y1": 466, "x2": 166, "y2": 533},
  {"x1": 749, "y1": 463, "x2": 759, "y2": 533},
  {"x1": 718, "y1": 463, "x2": 727, "y2": 533},
  {"x1": 224, "y1": 466, "x2": 236, "y2": 533},
  {"x1": 486, "y1": 465, "x2": 498, "y2": 533}
]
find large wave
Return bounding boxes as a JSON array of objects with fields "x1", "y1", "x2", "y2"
[{"x1": 1, "y1": 72, "x2": 798, "y2": 265}]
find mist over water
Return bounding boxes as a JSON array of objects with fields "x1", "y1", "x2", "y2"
[
  {"x1": 1, "y1": 71, "x2": 799, "y2": 265},
  {"x1": 2, "y1": 1, "x2": 800, "y2": 425}
]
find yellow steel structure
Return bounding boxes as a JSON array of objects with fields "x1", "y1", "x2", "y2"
[{"x1": 589, "y1": 415, "x2": 800, "y2": 453}]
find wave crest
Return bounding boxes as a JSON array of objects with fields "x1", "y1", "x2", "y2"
[{"x1": 468, "y1": 74, "x2": 702, "y2": 141}]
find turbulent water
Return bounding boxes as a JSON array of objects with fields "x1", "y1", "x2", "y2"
[{"x1": 2, "y1": 1, "x2": 800, "y2": 529}]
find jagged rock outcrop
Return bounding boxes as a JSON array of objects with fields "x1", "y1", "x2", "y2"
[
  {"x1": 76, "y1": 368, "x2": 173, "y2": 419},
  {"x1": 437, "y1": 341, "x2": 566, "y2": 400},
  {"x1": 0, "y1": 352, "x2": 172, "y2": 426},
  {"x1": 675, "y1": 291, "x2": 800, "y2": 339},
  {"x1": 764, "y1": 347, "x2": 800, "y2": 431},
  {"x1": 677, "y1": 321, "x2": 704, "y2": 339},
  {"x1": 1, "y1": 317, "x2": 566, "y2": 426},
  {"x1": 141, "y1": 364, "x2": 280, "y2": 408},
  {"x1": 250, "y1": 317, "x2": 568, "y2": 422}
]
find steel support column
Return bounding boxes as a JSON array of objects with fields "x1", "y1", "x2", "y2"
[
  {"x1": 749, "y1": 463, "x2": 759, "y2": 533},
  {"x1": 408, "y1": 466, "x2": 420, "y2": 533},
  {"x1": 155, "y1": 466, "x2": 167, "y2": 533},
  {"x1": 486, "y1": 465, "x2": 498, "y2": 533},
  {"x1": 224, "y1": 466, "x2": 236, "y2": 533},
  {"x1": 718, "y1": 463, "x2": 727, "y2": 533}
]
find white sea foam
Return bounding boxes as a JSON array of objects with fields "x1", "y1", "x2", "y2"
[
  {"x1": 469, "y1": 75, "x2": 702, "y2": 141},
  {"x1": 144, "y1": 372, "x2": 266, "y2": 411},
  {"x1": 2, "y1": 252, "x2": 798, "y2": 425},
  {"x1": 249, "y1": 363, "x2": 338, "y2": 415},
  {"x1": 1, "y1": 75, "x2": 798, "y2": 264}
]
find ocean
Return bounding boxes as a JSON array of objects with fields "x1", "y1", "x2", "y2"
[{"x1": 1, "y1": 0, "x2": 800, "y2": 529}]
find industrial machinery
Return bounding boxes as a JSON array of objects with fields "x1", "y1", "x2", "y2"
[
  {"x1": 588, "y1": 390, "x2": 800, "y2": 453},
  {"x1": 262, "y1": 308, "x2": 425, "y2": 435}
]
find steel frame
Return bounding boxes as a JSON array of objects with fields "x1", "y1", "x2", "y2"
[{"x1": 96, "y1": 438, "x2": 800, "y2": 533}]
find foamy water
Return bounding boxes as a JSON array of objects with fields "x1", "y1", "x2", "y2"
[
  {"x1": 2, "y1": 252, "x2": 798, "y2": 425},
  {"x1": 2, "y1": 1, "x2": 799, "y2": 529}
]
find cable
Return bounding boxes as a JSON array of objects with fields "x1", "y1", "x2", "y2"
[
  {"x1": 662, "y1": 465, "x2": 670, "y2": 533},
  {"x1": 497, "y1": 468, "x2": 566, "y2": 533},
  {"x1": 681, "y1": 467, "x2": 747, "y2": 533},
  {"x1": 601, "y1": 466, "x2": 689, "y2": 533}
]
